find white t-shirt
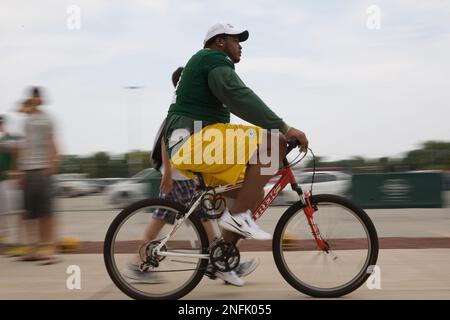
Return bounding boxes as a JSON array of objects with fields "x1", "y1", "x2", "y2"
[
  {"x1": 20, "y1": 112, "x2": 54, "y2": 171},
  {"x1": 159, "y1": 164, "x2": 191, "y2": 181},
  {"x1": 159, "y1": 127, "x2": 193, "y2": 181}
]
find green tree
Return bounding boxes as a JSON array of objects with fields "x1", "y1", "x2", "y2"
[
  {"x1": 92, "y1": 152, "x2": 110, "y2": 178},
  {"x1": 404, "y1": 141, "x2": 450, "y2": 170},
  {"x1": 125, "y1": 151, "x2": 151, "y2": 177},
  {"x1": 59, "y1": 155, "x2": 81, "y2": 173}
]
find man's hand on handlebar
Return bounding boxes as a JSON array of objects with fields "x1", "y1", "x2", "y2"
[{"x1": 285, "y1": 127, "x2": 309, "y2": 152}]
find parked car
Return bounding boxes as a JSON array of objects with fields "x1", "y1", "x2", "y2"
[
  {"x1": 54, "y1": 174, "x2": 96, "y2": 197},
  {"x1": 106, "y1": 168, "x2": 161, "y2": 208},
  {"x1": 88, "y1": 178, "x2": 123, "y2": 194},
  {"x1": 264, "y1": 171, "x2": 352, "y2": 205}
]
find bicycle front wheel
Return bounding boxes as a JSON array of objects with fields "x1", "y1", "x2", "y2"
[
  {"x1": 104, "y1": 199, "x2": 209, "y2": 300},
  {"x1": 273, "y1": 194, "x2": 379, "y2": 298}
]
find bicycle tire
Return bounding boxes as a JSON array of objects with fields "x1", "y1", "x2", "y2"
[
  {"x1": 272, "y1": 194, "x2": 379, "y2": 298},
  {"x1": 104, "y1": 198, "x2": 209, "y2": 300}
]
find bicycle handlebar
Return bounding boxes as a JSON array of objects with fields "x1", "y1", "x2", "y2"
[{"x1": 286, "y1": 137, "x2": 300, "y2": 155}]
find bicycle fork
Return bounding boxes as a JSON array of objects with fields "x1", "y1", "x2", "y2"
[{"x1": 302, "y1": 192, "x2": 329, "y2": 252}]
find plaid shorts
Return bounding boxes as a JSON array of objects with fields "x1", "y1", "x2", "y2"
[{"x1": 152, "y1": 179, "x2": 205, "y2": 224}]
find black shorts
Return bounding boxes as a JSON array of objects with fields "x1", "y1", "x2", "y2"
[{"x1": 23, "y1": 170, "x2": 53, "y2": 219}]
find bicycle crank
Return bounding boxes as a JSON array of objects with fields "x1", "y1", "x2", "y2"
[{"x1": 209, "y1": 238, "x2": 240, "y2": 272}]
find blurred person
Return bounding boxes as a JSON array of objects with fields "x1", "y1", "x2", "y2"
[
  {"x1": 0, "y1": 115, "x2": 16, "y2": 245},
  {"x1": 0, "y1": 115, "x2": 24, "y2": 250},
  {"x1": 1, "y1": 104, "x2": 31, "y2": 257},
  {"x1": 124, "y1": 67, "x2": 259, "y2": 286},
  {"x1": 17, "y1": 87, "x2": 61, "y2": 264}
]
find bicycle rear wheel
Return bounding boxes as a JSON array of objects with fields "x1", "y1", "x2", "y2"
[
  {"x1": 273, "y1": 194, "x2": 378, "y2": 298},
  {"x1": 104, "y1": 199, "x2": 209, "y2": 300}
]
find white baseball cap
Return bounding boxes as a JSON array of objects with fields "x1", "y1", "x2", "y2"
[{"x1": 204, "y1": 23, "x2": 249, "y2": 45}]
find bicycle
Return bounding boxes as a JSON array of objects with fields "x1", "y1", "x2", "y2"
[{"x1": 104, "y1": 139, "x2": 379, "y2": 299}]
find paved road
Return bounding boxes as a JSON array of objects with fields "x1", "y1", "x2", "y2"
[{"x1": 1, "y1": 249, "x2": 449, "y2": 300}]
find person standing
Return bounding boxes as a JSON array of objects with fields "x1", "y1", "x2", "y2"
[{"x1": 19, "y1": 87, "x2": 61, "y2": 264}]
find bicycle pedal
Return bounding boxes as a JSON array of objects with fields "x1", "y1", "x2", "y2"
[{"x1": 205, "y1": 272, "x2": 217, "y2": 280}]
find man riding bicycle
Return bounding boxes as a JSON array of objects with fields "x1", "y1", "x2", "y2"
[
  {"x1": 164, "y1": 23, "x2": 308, "y2": 240},
  {"x1": 104, "y1": 23, "x2": 379, "y2": 301}
]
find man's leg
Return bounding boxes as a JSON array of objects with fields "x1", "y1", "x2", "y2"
[
  {"x1": 220, "y1": 190, "x2": 264, "y2": 242},
  {"x1": 219, "y1": 132, "x2": 286, "y2": 240},
  {"x1": 231, "y1": 132, "x2": 286, "y2": 213},
  {"x1": 143, "y1": 218, "x2": 166, "y2": 241},
  {"x1": 127, "y1": 218, "x2": 166, "y2": 269},
  {"x1": 40, "y1": 215, "x2": 54, "y2": 244},
  {"x1": 202, "y1": 220, "x2": 217, "y2": 244},
  {"x1": 37, "y1": 172, "x2": 58, "y2": 261},
  {"x1": 20, "y1": 172, "x2": 39, "y2": 259},
  {"x1": 39, "y1": 215, "x2": 58, "y2": 260}
]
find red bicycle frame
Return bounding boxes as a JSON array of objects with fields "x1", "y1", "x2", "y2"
[
  {"x1": 252, "y1": 167, "x2": 298, "y2": 220},
  {"x1": 252, "y1": 166, "x2": 329, "y2": 251}
]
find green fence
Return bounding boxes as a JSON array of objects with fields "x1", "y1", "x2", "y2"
[
  {"x1": 351, "y1": 172, "x2": 443, "y2": 209},
  {"x1": 143, "y1": 169, "x2": 162, "y2": 198}
]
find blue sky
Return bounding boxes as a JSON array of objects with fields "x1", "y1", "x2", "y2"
[{"x1": 1, "y1": 0, "x2": 449, "y2": 160}]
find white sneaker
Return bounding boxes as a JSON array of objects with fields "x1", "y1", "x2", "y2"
[
  {"x1": 235, "y1": 258, "x2": 260, "y2": 278},
  {"x1": 214, "y1": 270, "x2": 245, "y2": 287},
  {"x1": 124, "y1": 263, "x2": 166, "y2": 284},
  {"x1": 219, "y1": 209, "x2": 271, "y2": 240},
  {"x1": 223, "y1": 258, "x2": 260, "y2": 285}
]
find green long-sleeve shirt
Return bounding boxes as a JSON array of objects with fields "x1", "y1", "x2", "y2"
[
  {"x1": 208, "y1": 66, "x2": 288, "y2": 132},
  {"x1": 164, "y1": 49, "x2": 289, "y2": 153}
]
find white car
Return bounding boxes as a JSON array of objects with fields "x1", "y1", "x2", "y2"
[
  {"x1": 54, "y1": 174, "x2": 96, "y2": 197},
  {"x1": 264, "y1": 171, "x2": 352, "y2": 205},
  {"x1": 106, "y1": 168, "x2": 161, "y2": 208}
]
